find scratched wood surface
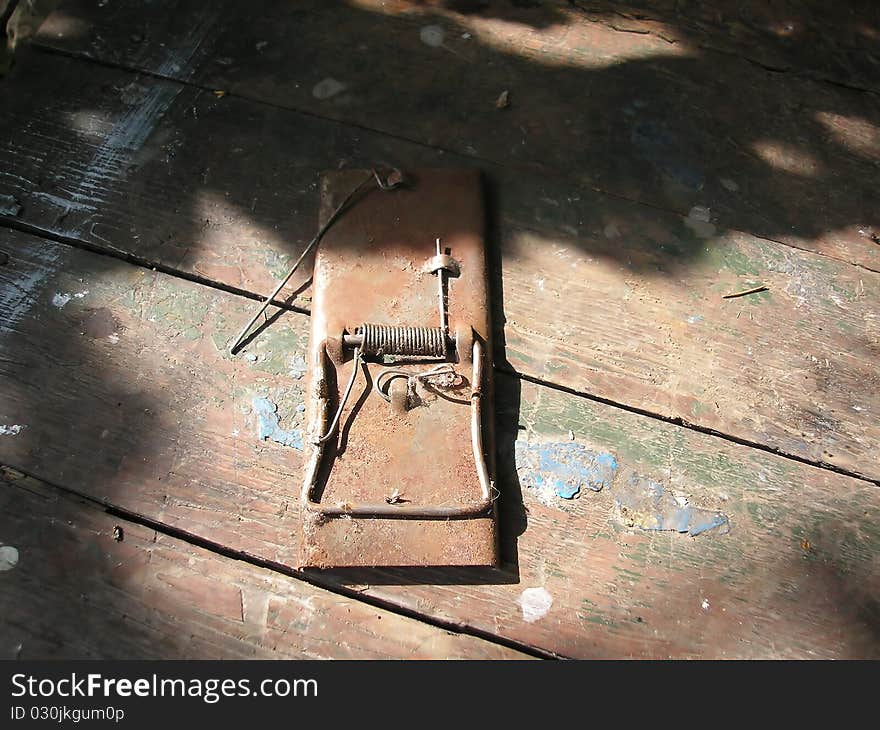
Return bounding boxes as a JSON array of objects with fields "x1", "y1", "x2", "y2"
[
  {"x1": 1, "y1": 231, "x2": 878, "y2": 658},
  {"x1": 1, "y1": 52, "x2": 879, "y2": 484},
  {"x1": 32, "y1": 0, "x2": 880, "y2": 270},
  {"x1": 583, "y1": 0, "x2": 880, "y2": 93},
  {"x1": 0, "y1": 468, "x2": 525, "y2": 659}
]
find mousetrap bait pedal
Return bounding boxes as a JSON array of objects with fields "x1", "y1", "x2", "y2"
[{"x1": 300, "y1": 168, "x2": 498, "y2": 568}]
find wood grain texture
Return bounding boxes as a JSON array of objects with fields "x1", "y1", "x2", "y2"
[
  {"x1": 1, "y1": 51, "x2": 878, "y2": 481},
  {"x1": 1, "y1": 231, "x2": 878, "y2": 658},
  {"x1": 0, "y1": 467, "x2": 525, "y2": 659},
  {"x1": 34, "y1": 0, "x2": 880, "y2": 92},
  {"x1": 0, "y1": 231, "x2": 309, "y2": 564},
  {"x1": 33, "y1": 0, "x2": 880, "y2": 270},
  {"x1": 575, "y1": 0, "x2": 880, "y2": 93}
]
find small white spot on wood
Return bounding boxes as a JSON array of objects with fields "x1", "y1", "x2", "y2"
[
  {"x1": 519, "y1": 587, "x2": 553, "y2": 623},
  {"x1": 603, "y1": 222, "x2": 620, "y2": 239},
  {"x1": 0, "y1": 425, "x2": 25, "y2": 436},
  {"x1": 54, "y1": 289, "x2": 91, "y2": 309},
  {"x1": 688, "y1": 205, "x2": 711, "y2": 222},
  {"x1": 420, "y1": 25, "x2": 445, "y2": 47},
  {"x1": 52, "y1": 290, "x2": 89, "y2": 308},
  {"x1": 701, "y1": 598, "x2": 710, "y2": 611},
  {"x1": 685, "y1": 206, "x2": 716, "y2": 238},
  {"x1": 0, "y1": 546, "x2": 19, "y2": 571},
  {"x1": 312, "y1": 78, "x2": 347, "y2": 100}
]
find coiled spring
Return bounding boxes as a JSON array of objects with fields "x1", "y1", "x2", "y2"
[{"x1": 358, "y1": 323, "x2": 445, "y2": 358}]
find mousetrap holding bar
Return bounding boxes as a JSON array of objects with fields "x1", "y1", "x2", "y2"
[{"x1": 300, "y1": 168, "x2": 498, "y2": 568}]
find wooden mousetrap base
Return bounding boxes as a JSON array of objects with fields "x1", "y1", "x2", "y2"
[{"x1": 300, "y1": 168, "x2": 498, "y2": 569}]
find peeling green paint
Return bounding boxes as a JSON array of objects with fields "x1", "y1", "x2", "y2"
[
  {"x1": 713, "y1": 246, "x2": 764, "y2": 277},
  {"x1": 581, "y1": 612, "x2": 616, "y2": 627},
  {"x1": 615, "y1": 567, "x2": 643, "y2": 582},
  {"x1": 147, "y1": 288, "x2": 210, "y2": 341},
  {"x1": 249, "y1": 326, "x2": 307, "y2": 376},
  {"x1": 519, "y1": 396, "x2": 660, "y2": 468},
  {"x1": 263, "y1": 248, "x2": 294, "y2": 281},
  {"x1": 505, "y1": 345, "x2": 541, "y2": 370},
  {"x1": 690, "y1": 401, "x2": 711, "y2": 417}
]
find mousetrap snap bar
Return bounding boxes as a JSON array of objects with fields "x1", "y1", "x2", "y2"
[{"x1": 300, "y1": 168, "x2": 498, "y2": 568}]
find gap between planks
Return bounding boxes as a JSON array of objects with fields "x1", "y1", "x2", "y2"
[
  {"x1": 1, "y1": 211, "x2": 878, "y2": 492},
  {"x1": 0, "y1": 462, "x2": 560, "y2": 660},
  {"x1": 28, "y1": 40, "x2": 880, "y2": 278},
  {"x1": 0, "y1": 215, "x2": 310, "y2": 315},
  {"x1": 508, "y1": 369, "x2": 880, "y2": 489}
]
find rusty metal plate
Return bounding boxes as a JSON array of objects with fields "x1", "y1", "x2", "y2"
[{"x1": 300, "y1": 168, "x2": 498, "y2": 568}]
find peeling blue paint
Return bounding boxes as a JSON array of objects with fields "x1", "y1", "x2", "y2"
[
  {"x1": 253, "y1": 397, "x2": 303, "y2": 450},
  {"x1": 515, "y1": 439, "x2": 618, "y2": 500},
  {"x1": 614, "y1": 474, "x2": 729, "y2": 536},
  {"x1": 288, "y1": 355, "x2": 307, "y2": 380}
]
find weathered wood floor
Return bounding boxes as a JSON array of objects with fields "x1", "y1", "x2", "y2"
[{"x1": 0, "y1": 0, "x2": 878, "y2": 659}]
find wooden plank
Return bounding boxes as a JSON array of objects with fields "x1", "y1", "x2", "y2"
[
  {"x1": 33, "y1": 0, "x2": 880, "y2": 270},
  {"x1": 2, "y1": 231, "x2": 878, "y2": 658},
  {"x1": 33, "y1": 0, "x2": 880, "y2": 93},
  {"x1": 42, "y1": 0, "x2": 879, "y2": 95},
  {"x1": 1, "y1": 52, "x2": 878, "y2": 482},
  {"x1": 0, "y1": 230, "x2": 308, "y2": 562},
  {"x1": 0, "y1": 468, "x2": 525, "y2": 659},
  {"x1": 577, "y1": 1, "x2": 880, "y2": 94}
]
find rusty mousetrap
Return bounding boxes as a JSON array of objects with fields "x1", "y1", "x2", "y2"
[{"x1": 297, "y1": 168, "x2": 498, "y2": 568}]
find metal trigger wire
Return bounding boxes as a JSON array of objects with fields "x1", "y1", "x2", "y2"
[{"x1": 315, "y1": 347, "x2": 363, "y2": 445}]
